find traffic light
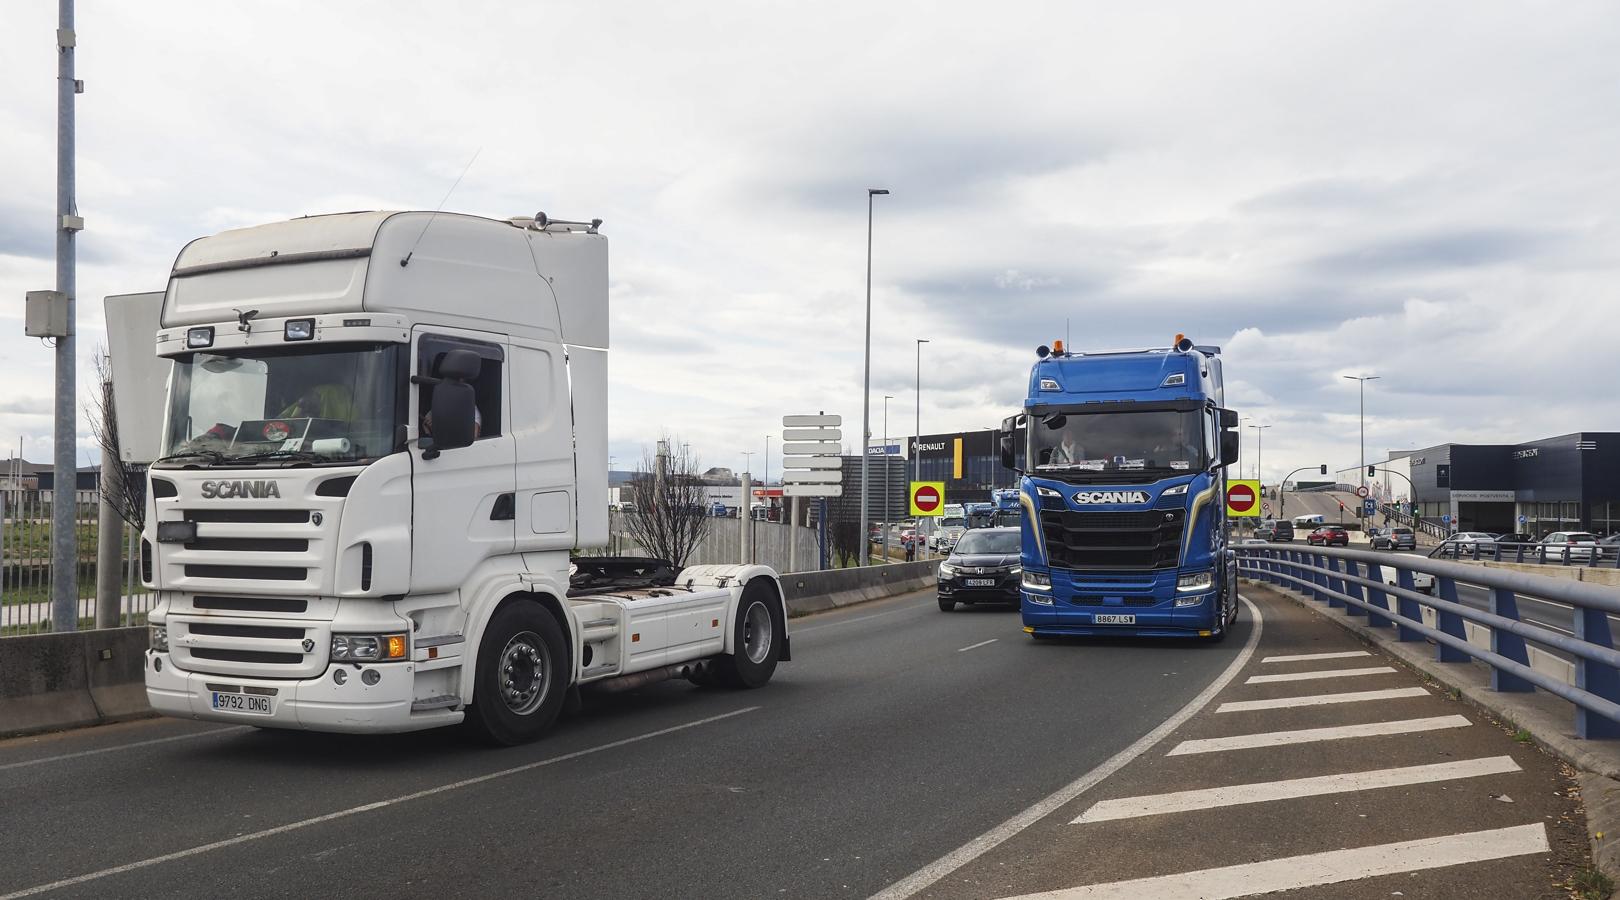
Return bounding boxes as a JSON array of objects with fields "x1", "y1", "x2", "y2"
[
  {"x1": 1320, "y1": 465, "x2": 1328, "y2": 475},
  {"x1": 1368, "y1": 465, "x2": 1376, "y2": 477}
]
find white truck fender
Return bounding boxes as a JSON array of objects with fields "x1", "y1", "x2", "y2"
[{"x1": 676, "y1": 564, "x2": 789, "y2": 659}]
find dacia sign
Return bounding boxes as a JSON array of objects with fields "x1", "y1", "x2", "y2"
[
  {"x1": 1072, "y1": 490, "x2": 1150, "y2": 505},
  {"x1": 200, "y1": 480, "x2": 282, "y2": 499}
]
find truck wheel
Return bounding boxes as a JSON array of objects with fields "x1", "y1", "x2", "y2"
[
  {"x1": 465, "y1": 602, "x2": 568, "y2": 746},
  {"x1": 938, "y1": 597, "x2": 955, "y2": 611},
  {"x1": 715, "y1": 581, "x2": 781, "y2": 689}
]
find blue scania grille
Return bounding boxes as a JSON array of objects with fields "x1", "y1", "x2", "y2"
[{"x1": 1039, "y1": 508, "x2": 1185, "y2": 570}]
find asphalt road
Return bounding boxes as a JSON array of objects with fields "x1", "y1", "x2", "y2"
[{"x1": 0, "y1": 588, "x2": 1250, "y2": 900}]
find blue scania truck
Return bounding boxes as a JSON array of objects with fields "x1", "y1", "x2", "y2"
[{"x1": 999, "y1": 335, "x2": 1242, "y2": 640}]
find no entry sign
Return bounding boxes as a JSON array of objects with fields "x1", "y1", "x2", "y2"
[
  {"x1": 910, "y1": 481, "x2": 945, "y2": 517},
  {"x1": 1225, "y1": 479, "x2": 1261, "y2": 517}
]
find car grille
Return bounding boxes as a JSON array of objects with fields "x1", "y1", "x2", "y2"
[{"x1": 1039, "y1": 509, "x2": 1184, "y2": 570}]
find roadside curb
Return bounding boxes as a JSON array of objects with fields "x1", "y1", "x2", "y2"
[{"x1": 1241, "y1": 579, "x2": 1620, "y2": 884}]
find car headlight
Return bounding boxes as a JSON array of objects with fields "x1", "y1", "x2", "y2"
[
  {"x1": 1176, "y1": 571, "x2": 1214, "y2": 593},
  {"x1": 1022, "y1": 571, "x2": 1052, "y2": 591},
  {"x1": 938, "y1": 563, "x2": 957, "y2": 577},
  {"x1": 331, "y1": 633, "x2": 409, "y2": 662},
  {"x1": 149, "y1": 624, "x2": 168, "y2": 652},
  {"x1": 1010, "y1": 565, "x2": 1022, "y2": 575}
]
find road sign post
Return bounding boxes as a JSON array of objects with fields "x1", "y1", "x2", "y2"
[
  {"x1": 1225, "y1": 479, "x2": 1261, "y2": 517},
  {"x1": 781, "y1": 414, "x2": 844, "y2": 569}
]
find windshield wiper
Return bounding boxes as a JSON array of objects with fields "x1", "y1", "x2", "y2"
[
  {"x1": 226, "y1": 449, "x2": 335, "y2": 465},
  {"x1": 153, "y1": 449, "x2": 229, "y2": 466}
]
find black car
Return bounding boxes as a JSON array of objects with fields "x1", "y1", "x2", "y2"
[
  {"x1": 1256, "y1": 520, "x2": 1294, "y2": 542},
  {"x1": 938, "y1": 527, "x2": 1022, "y2": 611},
  {"x1": 1494, "y1": 532, "x2": 1535, "y2": 546}
]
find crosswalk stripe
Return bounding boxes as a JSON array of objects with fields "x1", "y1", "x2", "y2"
[
  {"x1": 1072, "y1": 755, "x2": 1519, "y2": 823},
  {"x1": 1217, "y1": 686, "x2": 1426, "y2": 712},
  {"x1": 1261, "y1": 650, "x2": 1371, "y2": 663},
  {"x1": 994, "y1": 824, "x2": 1549, "y2": 899},
  {"x1": 1245, "y1": 666, "x2": 1395, "y2": 684},
  {"x1": 1165, "y1": 714, "x2": 1472, "y2": 756}
]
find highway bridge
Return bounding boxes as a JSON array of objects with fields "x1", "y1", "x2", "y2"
[{"x1": 0, "y1": 580, "x2": 1601, "y2": 899}]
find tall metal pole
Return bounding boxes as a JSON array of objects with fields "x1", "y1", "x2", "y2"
[
  {"x1": 1248, "y1": 424, "x2": 1270, "y2": 489},
  {"x1": 881, "y1": 395, "x2": 893, "y2": 562},
  {"x1": 858, "y1": 188, "x2": 888, "y2": 567},
  {"x1": 1343, "y1": 375, "x2": 1379, "y2": 492},
  {"x1": 764, "y1": 435, "x2": 770, "y2": 487},
  {"x1": 914, "y1": 337, "x2": 928, "y2": 556},
  {"x1": 51, "y1": 0, "x2": 80, "y2": 632}
]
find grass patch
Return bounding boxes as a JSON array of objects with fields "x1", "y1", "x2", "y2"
[
  {"x1": 1513, "y1": 727, "x2": 1533, "y2": 743},
  {"x1": 1570, "y1": 866, "x2": 1615, "y2": 900}
]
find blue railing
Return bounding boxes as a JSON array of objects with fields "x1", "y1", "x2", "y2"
[
  {"x1": 1234, "y1": 545, "x2": 1620, "y2": 739},
  {"x1": 1428, "y1": 539, "x2": 1620, "y2": 569}
]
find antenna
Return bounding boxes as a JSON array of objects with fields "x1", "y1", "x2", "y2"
[
  {"x1": 1066, "y1": 317, "x2": 1070, "y2": 348},
  {"x1": 400, "y1": 147, "x2": 482, "y2": 267}
]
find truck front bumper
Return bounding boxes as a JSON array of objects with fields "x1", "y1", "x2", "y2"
[
  {"x1": 145, "y1": 652, "x2": 459, "y2": 734},
  {"x1": 1021, "y1": 590, "x2": 1219, "y2": 637}
]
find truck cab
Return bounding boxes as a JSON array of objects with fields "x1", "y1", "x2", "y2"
[
  {"x1": 134, "y1": 211, "x2": 788, "y2": 744},
  {"x1": 1000, "y1": 335, "x2": 1242, "y2": 639}
]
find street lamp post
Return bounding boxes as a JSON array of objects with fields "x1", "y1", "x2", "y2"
[
  {"x1": 764, "y1": 435, "x2": 771, "y2": 487},
  {"x1": 882, "y1": 395, "x2": 894, "y2": 562},
  {"x1": 1241, "y1": 417, "x2": 1253, "y2": 479},
  {"x1": 1248, "y1": 424, "x2": 1271, "y2": 490},
  {"x1": 1343, "y1": 374, "x2": 1381, "y2": 494},
  {"x1": 859, "y1": 188, "x2": 890, "y2": 567}
]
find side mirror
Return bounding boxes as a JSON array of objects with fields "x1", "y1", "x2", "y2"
[
  {"x1": 1220, "y1": 431, "x2": 1240, "y2": 467},
  {"x1": 999, "y1": 413, "x2": 1024, "y2": 471},
  {"x1": 427, "y1": 381, "x2": 477, "y2": 452},
  {"x1": 1219, "y1": 407, "x2": 1239, "y2": 429}
]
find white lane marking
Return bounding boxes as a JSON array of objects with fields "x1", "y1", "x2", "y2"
[
  {"x1": 994, "y1": 823, "x2": 1548, "y2": 899},
  {"x1": 1261, "y1": 650, "x2": 1370, "y2": 664},
  {"x1": 0, "y1": 707, "x2": 759, "y2": 900},
  {"x1": 794, "y1": 600, "x2": 933, "y2": 634},
  {"x1": 1244, "y1": 665, "x2": 1395, "y2": 684},
  {"x1": 1073, "y1": 755, "x2": 1519, "y2": 823},
  {"x1": 1166, "y1": 714, "x2": 1472, "y2": 756},
  {"x1": 958, "y1": 639, "x2": 999, "y2": 653},
  {"x1": 0, "y1": 727, "x2": 250, "y2": 773},
  {"x1": 1218, "y1": 686, "x2": 1427, "y2": 713},
  {"x1": 868, "y1": 597, "x2": 1264, "y2": 900}
]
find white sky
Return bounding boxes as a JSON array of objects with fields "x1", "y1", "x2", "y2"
[{"x1": 3, "y1": 1, "x2": 1618, "y2": 483}]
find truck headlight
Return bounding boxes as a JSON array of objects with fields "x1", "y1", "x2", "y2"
[
  {"x1": 1176, "y1": 571, "x2": 1214, "y2": 593},
  {"x1": 1022, "y1": 571, "x2": 1052, "y2": 591},
  {"x1": 938, "y1": 563, "x2": 957, "y2": 578},
  {"x1": 1175, "y1": 594, "x2": 1205, "y2": 607},
  {"x1": 149, "y1": 624, "x2": 168, "y2": 652},
  {"x1": 331, "y1": 633, "x2": 408, "y2": 662}
]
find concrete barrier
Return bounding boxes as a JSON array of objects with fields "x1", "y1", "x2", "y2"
[
  {"x1": 1, "y1": 626, "x2": 150, "y2": 738},
  {"x1": 780, "y1": 560, "x2": 940, "y2": 617},
  {"x1": 2, "y1": 564, "x2": 940, "y2": 738}
]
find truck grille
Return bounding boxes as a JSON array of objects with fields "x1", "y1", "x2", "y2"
[
  {"x1": 1040, "y1": 509, "x2": 1184, "y2": 570},
  {"x1": 171, "y1": 615, "x2": 327, "y2": 678}
]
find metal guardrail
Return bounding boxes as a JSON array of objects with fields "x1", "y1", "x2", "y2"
[
  {"x1": 1234, "y1": 544, "x2": 1620, "y2": 739},
  {"x1": 1377, "y1": 503, "x2": 1448, "y2": 540},
  {"x1": 1, "y1": 488, "x2": 148, "y2": 636},
  {"x1": 1428, "y1": 539, "x2": 1620, "y2": 569}
]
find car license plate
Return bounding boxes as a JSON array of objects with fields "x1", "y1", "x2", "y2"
[
  {"x1": 210, "y1": 691, "x2": 273, "y2": 715},
  {"x1": 1094, "y1": 614, "x2": 1136, "y2": 625},
  {"x1": 965, "y1": 578, "x2": 996, "y2": 587}
]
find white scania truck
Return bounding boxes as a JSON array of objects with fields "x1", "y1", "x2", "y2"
[{"x1": 137, "y1": 210, "x2": 789, "y2": 744}]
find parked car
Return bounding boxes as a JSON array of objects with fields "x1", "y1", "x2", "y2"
[
  {"x1": 1237, "y1": 537, "x2": 1271, "y2": 546},
  {"x1": 1494, "y1": 532, "x2": 1535, "y2": 546},
  {"x1": 937, "y1": 527, "x2": 1022, "y2": 611},
  {"x1": 1379, "y1": 553, "x2": 1436, "y2": 595},
  {"x1": 1439, "y1": 531, "x2": 1499, "y2": 558},
  {"x1": 1371, "y1": 526, "x2": 1416, "y2": 551},
  {"x1": 1306, "y1": 526, "x2": 1350, "y2": 547},
  {"x1": 1602, "y1": 533, "x2": 1620, "y2": 561},
  {"x1": 1541, "y1": 532, "x2": 1599, "y2": 562}
]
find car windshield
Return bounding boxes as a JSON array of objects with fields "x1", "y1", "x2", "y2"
[
  {"x1": 1030, "y1": 408, "x2": 1207, "y2": 476},
  {"x1": 159, "y1": 343, "x2": 403, "y2": 467},
  {"x1": 954, "y1": 531, "x2": 1020, "y2": 555}
]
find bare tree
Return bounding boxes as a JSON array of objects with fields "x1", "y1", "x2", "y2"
[
  {"x1": 87, "y1": 349, "x2": 146, "y2": 529},
  {"x1": 829, "y1": 518, "x2": 865, "y2": 568},
  {"x1": 621, "y1": 437, "x2": 712, "y2": 568}
]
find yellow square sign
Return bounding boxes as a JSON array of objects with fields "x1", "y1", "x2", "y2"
[
  {"x1": 1226, "y1": 479, "x2": 1261, "y2": 517},
  {"x1": 910, "y1": 481, "x2": 946, "y2": 517}
]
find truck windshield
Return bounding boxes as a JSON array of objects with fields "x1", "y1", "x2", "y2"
[
  {"x1": 1031, "y1": 408, "x2": 1206, "y2": 476},
  {"x1": 158, "y1": 343, "x2": 403, "y2": 467},
  {"x1": 940, "y1": 516, "x2": 966, "y2": 528}
]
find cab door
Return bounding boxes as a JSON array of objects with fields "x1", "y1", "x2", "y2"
[{"x1": 409, "y1": 326, "x2": 516, "y2": 593}]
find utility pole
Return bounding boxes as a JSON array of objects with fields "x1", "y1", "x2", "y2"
[
  {"x1": 1248, "y1": 423, "x2": 1271, "y2": 489},
  {"x1": 51, "y1": 0, "x2": 81, "y2": 632},
  {"x1": 858, "y1": 187, "x2": 888, "y2": 567},
  {"x1": 914, "y1": 338, "x2": 928, "y2": 557},
  {"x1": 881, "y1": 395, "x2": 893, "y2": 562}
]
